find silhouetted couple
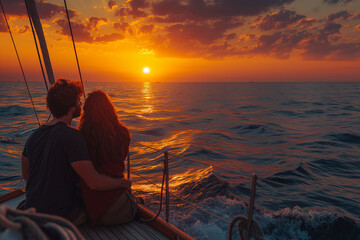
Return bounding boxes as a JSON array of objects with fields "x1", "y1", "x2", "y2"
[{"x1": 21, "y1": 79, "x2": 137, "y2": 226}]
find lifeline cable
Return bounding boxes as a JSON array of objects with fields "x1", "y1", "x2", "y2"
[
  {"x1": 63, "y1": 0, "x2": 86, "y2": 100},
  {"x1": 0, "y1": 0, "x2": 40, "y2": 126}
]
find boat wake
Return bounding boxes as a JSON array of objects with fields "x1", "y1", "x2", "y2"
[{"x1": 155, "y1": 171, "x2": 360, "y2": 240}]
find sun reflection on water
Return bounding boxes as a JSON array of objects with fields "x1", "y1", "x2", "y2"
[{"x1": 140, "y1": 82, "x2": 153, "y2": 115}]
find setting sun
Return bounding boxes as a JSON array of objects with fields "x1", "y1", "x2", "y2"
[{"x1": 142, "y1": 67, "x2": 150, "y2": 74}]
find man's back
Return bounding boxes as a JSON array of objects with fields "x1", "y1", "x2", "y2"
[{"x1": 23, "y1": 121, "x2": 89, "y2": 218}]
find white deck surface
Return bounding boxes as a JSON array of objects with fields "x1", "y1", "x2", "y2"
[{"x1": 1, "y1": 193, "x2": 169, "y2": 240}]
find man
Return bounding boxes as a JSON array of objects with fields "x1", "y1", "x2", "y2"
[{"x1": 21, "y1": 79, "x2": 130, "y2": 225}]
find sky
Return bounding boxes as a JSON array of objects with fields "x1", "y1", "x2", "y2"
[{"x1": 0, "y1": 0, "x2": 359, "y2": 82}]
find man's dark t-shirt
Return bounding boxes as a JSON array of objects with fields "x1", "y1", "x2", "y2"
[{"x1": 22, "y1": 122, "x2": 90, "y2": 218}]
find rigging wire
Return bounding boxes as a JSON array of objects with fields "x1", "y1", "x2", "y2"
[
  {"x1": 63, "y1": 0, "x2": 86, "y2": 100},
  {"x1": 24, "y1": 0, "x2": 48, "y2": 92},
  {"x1": 0, "y1": 0, "x2": 40, "y2": 127}
]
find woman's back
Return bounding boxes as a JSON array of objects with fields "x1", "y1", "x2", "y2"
[{"x1": 79, "y1": 90, "x2": 132, "y2": 226}]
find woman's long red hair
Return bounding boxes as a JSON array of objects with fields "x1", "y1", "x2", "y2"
[{"x1": 79, "y1": 90, "x2": 130, "y2": 167}]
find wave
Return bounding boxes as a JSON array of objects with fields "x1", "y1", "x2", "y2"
[
  {"x1": 327, "y1": 133, "x2": 360, "y2": 146},
  {"x1": 138, "y1": 127, "x2": 167, "y2": 137},
  {"x1": 0, "y1": 137, "x2": 20, "y2": 144},
  {"x1": 0, "y1": 105, "x2": 33, "y2": 117},
  {"x1": 173, "y1": 196, "x2": 360, "y2": 240}
]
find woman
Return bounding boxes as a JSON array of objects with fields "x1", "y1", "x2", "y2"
[{"x1": 79, "y1": 90, "x2": 137, "y2": 226}]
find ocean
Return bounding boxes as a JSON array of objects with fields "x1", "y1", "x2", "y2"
[{"x1": 0, "y1": 81, "x2": 359, "y2": 240}]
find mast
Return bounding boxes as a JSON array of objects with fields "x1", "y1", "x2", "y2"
[{"x1": 25, "y1": 0, "x2": 55, "y2": 85}]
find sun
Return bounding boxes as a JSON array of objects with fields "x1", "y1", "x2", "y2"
[{"x1": 142, "y1": 67, "x2": 150, "y2": 74}]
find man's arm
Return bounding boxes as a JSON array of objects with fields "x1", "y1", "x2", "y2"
[
  {"x1": 71, "y1": 161, "x2": 131, "y2": 191},
  {"x1": 21, "y1": 155, "x2": 29, "y2": 181}
]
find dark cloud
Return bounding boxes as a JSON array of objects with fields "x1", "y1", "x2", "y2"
[
  {"x1": 0, "y1": 0, "x2": 76, "y2": 20},
  {"x1": 115, "y1": 0, "x2": 148, "y2": 18},
  {"x1": 301, "y1": 40, "x2": 360, "y2": 60},
  {"x1": 250, "y1": 30, "x2": 310, "y2": 59},
  {"x1": 327, "y1": 10, "x2": 354, "y2": 22},
  {"x1": 108, "y1": 0, "x2": 117, "y2": 10},
  {"x1": 323, "y1": 0, "x2": 353, "y2": 4},
  {"x1": 151, "y1": 0, "x2": 295, "y2": 21},
  {"x1": 139, "y1": 24, "x2": 155, "y2": 34},
  {"x1": 54, "y1": 17, "x2": 123, "y2": 43},
  {"x1": 255, "y1": 9, "x2": 305, "y2": 31},
  {"x1": 165, "y1": 18, "x2": 242, "y2": 45},
  {"x1": 321, "y1": 22, "x2": 342, "y2": 35}
]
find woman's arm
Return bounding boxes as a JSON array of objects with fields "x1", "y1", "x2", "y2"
[{"x1": 71, "y1": 160, "x2": 131, "y2": 191}]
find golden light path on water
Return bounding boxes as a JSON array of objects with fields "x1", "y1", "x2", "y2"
[{"x1": 124, "y1": 82, "x2": 220, "y2": 198}]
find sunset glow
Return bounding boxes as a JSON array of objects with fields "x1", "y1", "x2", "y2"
[{"x1": 0, "y1": 0, "x2": 359, "y2": 82}]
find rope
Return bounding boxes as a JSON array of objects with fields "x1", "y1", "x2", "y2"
[
  {"x1": 24, "y1": 0, "x2": 48, "y2": 92},
  {"x1": 0, "y1": 0, "x2": 40, "y2": 127},
  {"x1": 63, "y1": 0, "x2": 86, "y2": 100},
  {"x1": 139, "y1": 168, "x2": 166, "y2": 222},
  {"x1": 227, "y1": 215, "x2": 265, "y2": 240}
]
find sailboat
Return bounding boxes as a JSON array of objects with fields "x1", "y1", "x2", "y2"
[{"x1": 0, "y1": 0, "x2": 263, "y2": 239}]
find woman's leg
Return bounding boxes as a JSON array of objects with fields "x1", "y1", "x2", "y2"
[{"x1": 98, "y1": 190, "x2": 138, "y2": 226}]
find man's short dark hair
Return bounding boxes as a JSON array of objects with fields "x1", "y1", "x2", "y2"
[{"x1": 46, "y1": 79, "x2": 84, "y2": 118}]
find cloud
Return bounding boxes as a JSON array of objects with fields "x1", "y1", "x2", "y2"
[
  {"x1": 0, "y1": 17, "x2": 7, "y2": 32},
  {"x1": 321, "y1": 22, "x2": 342, "y2": 35},
  {"x1": 356, "y1": 24, "x2": 360, "y2": 31},
  {"x1": 255, "y1": 9, "x2": 306, "y2": 31},
  {"x1": 113, "y1": 22, "x2": 129, "y2": 32},
  {"x1": 18, "y1": 25, "x2": 30, "y2": 34},
  {"x1": 94, "y1": 32, "x2": 124, "y2": 42},
  {"x1": 297, "y1": 18, "x2": 317, "y2": 29},
  {"x1": 108, "y1": 0, "x2": 117, "y2": 10},
  {"x1": 301, "y1": 40, "x2": 360, "y2": 60},
  {"x1": 226, "y1": 33, "x2": 237, "y2": 41},
  {"x1": 251, "y1": 30, "x2": 311, "y2": 59},
  {"x1": 326, "y1": 10, "x2": 355, "y2": 22},
  {"x1": 54, "y1": 16, "x2": 123, "y2": 43},
  {"x1": 0, "y1": 17, "x2": 30, "y2": 33},
  {"x1": 151, "y1": 0, "x2": 295, "y2": 21},
  {"x1": 0, "y1": 0, "x2": 76, "y2": 20},
  {"x1": 323, "y1": 0, "x2": 353, "y2": 4},
  {"x1": 139, "y1": 24, "x2": 155, "y2": 34},
  {"x1": 115, "y1": 0, "x2": 148, "y2": 18},
  {"x1": 165, "y1": 18, "x2": 242, "y2": 45}
]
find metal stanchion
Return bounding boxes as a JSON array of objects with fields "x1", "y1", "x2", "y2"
[
  {"x1": 127, "y1": 153, "x2": 130, "y2": 180},
  {"x1": 246, "y1": 174, "x2": 257, "y2": 240},
  {"x1": 164, "y1": 151, "x2": 170, "y2": 222}
]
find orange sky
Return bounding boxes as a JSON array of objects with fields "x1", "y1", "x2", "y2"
[{"x1": 0, "y1": 0, "x2": 360, "y2": 82}]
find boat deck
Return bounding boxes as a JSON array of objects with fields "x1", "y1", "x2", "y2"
[{"x1": 0, "y1": 192, "x2": 169, "y2": 240}]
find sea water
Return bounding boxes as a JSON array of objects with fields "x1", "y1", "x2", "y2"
[{"x1": 0, "y1": 81, "x2": 359, "y2": 240}]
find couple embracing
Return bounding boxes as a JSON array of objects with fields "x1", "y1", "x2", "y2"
[{"x1": 21, "y1": 79, "x2": 137, "y2": 226}]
